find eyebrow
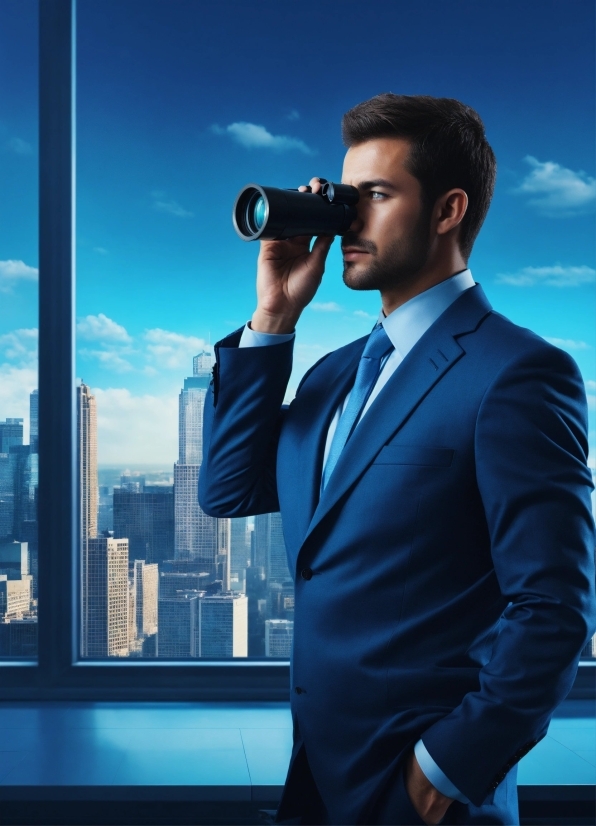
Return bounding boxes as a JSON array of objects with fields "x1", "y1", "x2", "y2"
[{"x1": 357, "y1": 178, "x2": 397, "y2": 191}]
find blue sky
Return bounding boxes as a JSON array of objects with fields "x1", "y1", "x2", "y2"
[{"x1": 0, "y1": 0, "x2": 594, "y2": 467}]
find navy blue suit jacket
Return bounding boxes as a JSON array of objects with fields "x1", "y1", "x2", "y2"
[{"x1": 199, "y1": 284, "x2": 596, "y2": 824}]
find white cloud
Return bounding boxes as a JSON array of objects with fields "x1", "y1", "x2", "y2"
[
  {"x1": 78, "y1": 349, "x2": 134, "y2": 373},
  {"x1": 586, "y1": 380, "x2": 596, "y2": 391},
  {"x1": 310, "y1": 301, "x2": 342, "y2": 312},
  {"x1": 353, "y1": 309, "x2": 376, "y2": 320},
  {"x1": 77, "y1": 313, "x2": 132, "y2": 343},
  {"x1": 0, "y1": 364, "x2": 37, "y2": 443},
  {"x1": 144, "y1": 328, "x2": 210, "y2": 371},
  {"x1": 286, "y1": 109, "x2": 300, "y2": 121},
  {"x1": 516, "y1": 156, "x2": 596, "y2": 216},
  {"x1": 93, "y1": 247, "x2": 109, "y2": 255},
  {"x1": 92, "y1": 387, "x2": 178, "y2": 464},
  {"x1": 545, "y1": 338, "x2": 591, "y2": 351},
  {"x1": 0, "y1": 259, "x2": 38, "y2": 291},
  {"x1": 0, "y1": 328, "x2": 38, "y2": 364},
  {"x1": 587, "y1": 394, "x2": 595, "y2": 411},
  {"x1": 151, "y1": 191, "x2": 194, "y2": 218},
  {"x1": 7, "y1": 137, "x2": 33, "y2": 155},
  {"x1": 212, "y1": 122, "x2": 314, "y2": 154},
  {"x1": 496, "y1": 264, "x2": 595, "y2": 288}
]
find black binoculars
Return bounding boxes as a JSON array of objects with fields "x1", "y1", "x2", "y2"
[{"x1": 233, "y1": 180, "x2": 359, "y2": 241}]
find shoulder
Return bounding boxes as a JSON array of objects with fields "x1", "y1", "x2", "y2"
[{"x1": 470, "y1": 309, "x2": 583, "y2": 385}]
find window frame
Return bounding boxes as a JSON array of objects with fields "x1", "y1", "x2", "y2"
[{"x1": 0, "y1": 0, "x2": 592, "y2": 702}]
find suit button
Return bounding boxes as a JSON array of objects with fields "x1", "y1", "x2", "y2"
[
  {"x1": 300, "y1": 567, "x2": 313, "y2": 580},
  {"x1": 294, "y1": 686, "x2": 305, "y2": 695}
]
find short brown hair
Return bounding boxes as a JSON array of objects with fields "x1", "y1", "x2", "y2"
[{"x1": 342, "y1": 94, "x2": 496, "y2": 260}]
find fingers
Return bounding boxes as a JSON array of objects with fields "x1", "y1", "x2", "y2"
[
  {"x1": 298, "y1": 176, "x2": 326, "y2": 194},
  {"x1": 309, "y1": 234, "x2": 335, "y2": 269}
]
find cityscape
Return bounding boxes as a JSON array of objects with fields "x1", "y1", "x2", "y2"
[
  {"x1": 0, "y1": 351, "x2": 295, "y2": 659},
  {"x1": 0, "y1": 350, "x2": 594, "y2": 661}
]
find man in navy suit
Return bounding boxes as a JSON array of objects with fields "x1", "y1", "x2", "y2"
[{"x1": 199, "y1": 94, "x2": 595, "y2": 825}]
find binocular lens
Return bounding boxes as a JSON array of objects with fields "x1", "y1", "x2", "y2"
[
  {"x1": 253, "y1": 196, "x2": 266, "y2": 230},
  {"x1": 245, "y1": 192, "x2": 267, "y2": 234}
]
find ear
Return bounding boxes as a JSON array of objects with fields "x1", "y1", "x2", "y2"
[{"x1": 435, "y1": 189, "x2": 468, "y2": 236}]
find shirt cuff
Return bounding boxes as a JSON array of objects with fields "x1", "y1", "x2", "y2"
[
  {"x1": 414, "y1": 739, "x2": 469, "y2": 803},
  {"x1": 238, "y1": 322, "x2": 295, "y2": 348}
]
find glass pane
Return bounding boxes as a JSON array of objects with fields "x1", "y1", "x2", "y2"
[
  {"x1": 0, "y1": 0, "x2": 39, "y2": 660},
  {"x1": 77, "y1": 1, "x2": 595, "y2": 662}
]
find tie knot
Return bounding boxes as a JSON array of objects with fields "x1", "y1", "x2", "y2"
[{"x1": 362, "y1": 323, "x2": 393, "y2": 362}]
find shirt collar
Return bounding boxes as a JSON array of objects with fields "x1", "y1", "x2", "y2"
[{"x1": 378, "y1": 269, "x2": 476, "y2": 359}]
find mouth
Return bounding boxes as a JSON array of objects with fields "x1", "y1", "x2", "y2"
[{"x1": 342, "y1": 247, "x2": 370, "y2": 259}]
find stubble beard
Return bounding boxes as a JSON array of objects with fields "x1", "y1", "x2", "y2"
[{"x1": 342, "y1": 204, "x2": 433, "y2": 293}]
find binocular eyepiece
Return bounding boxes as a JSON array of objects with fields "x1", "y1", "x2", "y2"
[{"x1": 233, "y1": 180, "x2": 359, "y2": 241}]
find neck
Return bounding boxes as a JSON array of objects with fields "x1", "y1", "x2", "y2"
[{"x1": 380, "y1": 248, "x2": 467, "y2": 316}]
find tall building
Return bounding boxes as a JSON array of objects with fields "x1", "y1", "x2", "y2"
[
  {"x1": 84, "y1": 535, "x2": 129, "y2": 658},
  {"x1": 0, "y1": 453, "x2": 14, "y2": 539},
  {"x1": 133, "y1": 559, "x2": 158, "y2": 638},
  {"x1": 113, "y1": 485, "x2": 174, "y2": 565},
  {"x1": 174, "y1": 352, "x2": 229, "y2": 582},
  {"x1": 254, "y1": 512, "x2": 291, "y2": 584},
  {"x1": 199, "y1": 592, "x2": 248, "y2": 658},
  {"x1": 78, "y1": 383, "x2": 98, "y2": 541},
  {"x1": 157, "y1": 591, "x2": 201, "y2": 658},
  {"x1": 10, "y1": 445, "x2": 37, "y2": 544},
  {"x1": 29, "y1": 390, "x2": 39, "y2": 453},
  {"x1": 265, "y1": 619, "x2": 293, "y2": 657},
  {"x1": 230, "y1": 517, "x2": 250, "y2": 591},
  {"x1": 78, "y1": 382, "x2": 99, "y2": 656},
  {"x1": 0, "y1": 419, "x2": 23, "y2": 454},
  {"x1": 0, "y1": 419, "x2": 24, "y2": 541},
  {"x1": 0, "y1": 541, "x2": 28, "y2": 579},
  {"x1": 0, "y1": 574, "x2": 32, "y2": 619}
]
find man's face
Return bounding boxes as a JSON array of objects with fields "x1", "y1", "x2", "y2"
[{"x1": 340, "y1": 138, "x2": 432, "y2": 292}]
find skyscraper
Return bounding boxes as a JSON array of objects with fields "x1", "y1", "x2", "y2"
[
  {"x1": 265, "y1": 619, "x2": 294, "y2": 658},
  {"x1": 84, "y1": 535, "x2": 129, "y2": 657},
  {"x1": 199, "y1": 592, "x2": 248, "y2": 657},
  {"x1": 174, "y1": 352, "x2": 229, "y2": 582},
  {"x1": 0, "y1": 419, "x2": 23, "y2": 454},
  {"x1": 0, "y1": 453, "x2": 14, "y2": 539},
  {"x1": 29, "y1": 390, "x2": 39, "y2": 453},
  {"x1": 78, "y1": 382, "x2": 99, "y2": 656},
  {"x1": 113, "y1": 484, "x2": 174, "y2": 565},
  {"x1": 254, "y1": 512, "x2": 291, "y2": 585},
  {"x1": 157, "y1": 591, "x2": 201, "y2": 658},
  {"x1": 230, "y1": 517, "x2": 251, "y2": 591},
  {"x1": 78, "y1": 383, "x2": 98, "y2": 541},
  {"x1": 133, "y1": 558, "x2": 158, "y2": 639}
]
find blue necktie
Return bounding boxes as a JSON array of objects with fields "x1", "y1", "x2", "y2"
[{"x1": 322, "y1": 323, "x2": 394, "y2": 489}]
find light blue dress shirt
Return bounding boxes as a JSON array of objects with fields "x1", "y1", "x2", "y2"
[{"x1": 239, "y1": 269, "x2": 476, "y2": 803}]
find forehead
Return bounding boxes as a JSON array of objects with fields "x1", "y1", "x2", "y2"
[{"x1": 342, "y1": 137, "x2": 416, "y2": 186}]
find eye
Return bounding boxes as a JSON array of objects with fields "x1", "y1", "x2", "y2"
[{"x1": 370, "y1": 191, "x2": 386, "y2": 200}]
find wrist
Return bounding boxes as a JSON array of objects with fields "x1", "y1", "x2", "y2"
[{"x1": 251, "y1": 307, "x2": 299, "y2": 335}]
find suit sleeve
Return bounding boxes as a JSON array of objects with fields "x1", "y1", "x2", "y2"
[
  {"x1": 421, "y1": 342, "x2": 596, "y2": 806},
  {"x1": 198, "y1": 327, "x2": 294, "y2": 517}
]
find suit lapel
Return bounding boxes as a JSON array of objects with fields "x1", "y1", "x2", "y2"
[
  {"x1": 299, "y1": 284, "x2": 492, "y2": 549},
  {"x1": 292, "y1": 338, "x2": 367, "y2": 536}
]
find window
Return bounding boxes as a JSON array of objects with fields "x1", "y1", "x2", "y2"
[
  {"x1": 0, "y1": 0, "x2": 38, "y2": 662},
  {"x1": 0, "y1": 0, "x2": 593, "y2": 698}
]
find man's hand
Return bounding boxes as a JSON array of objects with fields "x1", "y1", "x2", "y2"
[
  {"x1": 251, "y1": 177, "x2": 335, "y2": 334},
  {"x1": 405, "y1": 751, "x2": 454, "y2": 825}
]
